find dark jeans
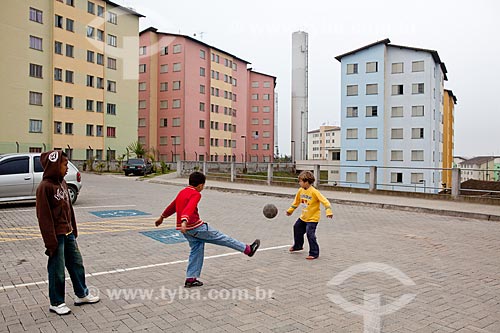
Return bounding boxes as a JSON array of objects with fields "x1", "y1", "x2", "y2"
[
  {"x1": 47, "y1": 233, "x2": 88, "y2": 306},
  {"x1": 292, "y1": 219, "x2": 319, "y2": 257}
]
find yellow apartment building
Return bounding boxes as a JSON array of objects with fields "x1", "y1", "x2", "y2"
[
  {"x1": 443, "y1": 89, "x2": 457, "y2": 188},
  {"x1": 1, "y1": 0, "x2": 143, "y2": 161}
]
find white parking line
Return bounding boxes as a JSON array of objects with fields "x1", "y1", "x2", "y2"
[{"x1": 0, "y1": 245, "x2": 291, "y2": 291}]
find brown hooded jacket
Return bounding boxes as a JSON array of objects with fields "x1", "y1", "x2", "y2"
[{"x1": 36, "y1": 150, "x2": 77, "y2": 256}]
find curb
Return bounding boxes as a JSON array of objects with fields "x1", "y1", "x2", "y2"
[{"x1": 149, "y1": 179, "x2": 500, "y2": 223}]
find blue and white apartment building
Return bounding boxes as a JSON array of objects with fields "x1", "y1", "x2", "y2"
[{"x1": 335, "y1": 39, "x2": 448, "y2": 193}]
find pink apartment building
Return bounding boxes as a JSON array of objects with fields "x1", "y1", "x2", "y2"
[{"x1": 138, "y1": 27, "x2": 276, "y2": 163}]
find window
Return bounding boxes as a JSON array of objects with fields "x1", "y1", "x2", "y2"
[
  {"x1": 108, "y1": 12, "x2": 117, "y2": 24},
  {"x1": 160, "y1": 64, "x2": 168, "y2": 73},
  {"x1": 66, "y1": 44, "x2": 74, "y2": 57},
  {"x1": 366, "y1": 106, "x2": 378, "y2": 117},
  {"x1": 54, "y1": 95, "x2": 62, "y2": 107},
  {"x1": 199, "y1": 102, "x2": 205, "y2": 111},
  {"x1": 29, "y1": 119, "x2": 42, "y2": 133},
  {"x1": 160, "y1": 82, "x2": 168, "y2": 91},
  {"x1": 106, "y1": 127, "x2": 116, "y2": 137},
  {"x1": 411, "y1": 150, "x2": 424, "y2": 161},
  {"x1": 159, "y1": 136, "x2": 168, "y2": 145},
  {"x1": 411, "y1": 173, "x2": 424, "y2": 184},
  {"x1": 138, "y1": 100, "x2": 146, "y2": 109},
  {"x1": 30, "y1": 7, "x2": 43, "y2": 23},
  {"x1": 251, "y1": 144, "x2": 258, "y2": 150},
  {"x1": 392, "y1": 84, "x2": 403, "y2": 95},
  {"x1": 107, "y1": 80, "x2": 116, "y2": 92},
  {"x1": 411, "y1": 128, "x2": 424, "y2": 139},
  {"x1": 392, "y1": 62, "x2": 403, "y2": 74},
  {"x1": 366, "y1": 84, "x2": 378, "y2": 95},
  {"x1": 172, "y1": 136, "x2": 180, "y2": 145},
  {"x1": 412, "y1": 83, "x2": 424, "y2": 94},
  {"x1": 346, "y1": 172, "x2": 357, "y2": 183},
  {"x1": 251, "y1": 118, "x2": 259, "y2": 125},
  {"x1": 263, "y1": 94, "x2": 270, "y2": 100},
  {"x1": 412, "y1": 105, "x2": 424, "y2": 117},
  {"x1": 391, "y1": 106, "x2": 403, "y2": 117},
  {"x1": 347, "y1": 63, "x2": 358, "y2": 74},
  {"x1": 172, "y1": 118, "x2": 181, "y2": 127},
  {"x1": 30, "y1": 36, "x2": 42, "y2": 50},
  {"x1": 107, "y1": 103, "x2": 116, "y2": 115},
  {"x1": 199, "y1": 85, "x2": 205, "y2": 94},
  {"x1": 107, "y1": 34, "x2": 117, "y2": 47},
  {"x1": 96, "y1": 77, "x2": 104, "y2": 89},
  {"x1": 160, "y1": 118, "x2": 167, "y2": 127},
  {"x1": 391, "y1": 128, "x2": 403, "y2": 139},
  {"x1": 346, "y1": 85, "x2": 358, "y2": 96},
  {"x1": 173, "y1": 44, "x2": 181, "y2": 53},
  {"x1": 86, "y1": 75, "x2": 94, "y2": 87},
  {"x1": 365, "y1": 150, "x2": 377, "y2": 161},
  {"x1": 173, "y1": 81, "x2": 181, "y2": 90},
  {"x1": 97, "y1": 5, "x2": 104, "y2": 17},
  {"x1": 97, "y1": 29, "x2": 104, "y2": 41},
  {"x1": 412, "y1": 61, "x2": 424, "y2": 72},
  {"x1": 160, "y1": 100, "x2": 168, "y2": 109},
  {"x1": 251, "y1": 94, "x2": 259, "y2": 100},
  {"x1": 346, "y1": 150, "x2": 358, "y2": 161},
  {"x1": 200, "y1": 49, "x2": 206, "y2": 59},
  {"x1": 139, "y1": 46, "x2": 146, "y2": 55},
  {"x1": 391, "y1": 173, "x2": 403, "y2": 183},
  {"x1": 346, "y1": 128, "x2": 358, "y2": 139},
  {"x1": 96, "y1": 125, "x2": 103, "y2": 137},
  {"x1": 173, "y1": 63, "x2": 181, "y2": 72},
  {"x1": 54, "y1": 121, "x2": 62, "y2": 134},
  {"x1": 54, "y1": 41, "x2": 62, "y2": 54},
  {"x1": 96, "y1": 101, "x2": 103, "y2": 113},
  {"x1": 346, "y1": 107, "x2": 358, "y2": 118},
  {"x1": 263, "y1": 106, "x2": 270, "y2": 113},
  {"x1": 263, "y1": 81, "x2": 271, "y2": 88},
  {"x1": 96, "y1": 53, "x2": 104, "y2": 65},
  {"x1": 251, "y1": 81, "x2": 259, "y2": 88},
  {"x1": 87, "y1": 50, "x2": 94, "y2": 62},
  {"x1": 86, "y1": 100, "x2": 94, "y2": 111},
  {"x1": 29, "y1": 64, "x2": 42, "y2": 78},
  {"x1": 199, "y1": 137, "x2": 205, "y2": 146},
  {"x1": 107, "y1": 57, "x2": 117, "y2": 70},
  {"x1": 252, "y1": 106, "x2": 259, "y2": 113},
  {"x1": 366, "y1": 61, "x2": 378, "y2": 73},
  {"x1": 200, "y1": 67, "x2": 205, "y2": 76},
  {"x1": 87, "y1": 26, "x2": 95, "y2": 38},
  {"x1": 55, "y1": 15, "x2": 63, "y2": 28},
  {"x1": 65, "y1": 122, "x2": 73, "y2": 135},
  {"x1": 139, "y1": 64, "x2": 146, "y2": 73},
  {"x1": 29, "y1": 92, "x2": 42, "y2": 105},
  {"x1": 366, "y1": 128, "x2": 378, "y2": 139},
  {"x1": 53, "y1": 68, "x2": 63, "y2": 81},
  {"x1": 172, "y1": 99, "x2": 181, "y2": 109},
  {"x1": 87, "y1": 1, "x2": 95, "y2": 14},
  {"x1": 138, "y1": 82, "x2": 146, "y2": 91},
  {"x1": 160, "y1": 46, "x2": 168, "y2": 55},
  {"x1": 391, "y1": 150, "x2": 403, "y2": 161},
  {"x1": 138, "y1": 118, "x2": 146, "y2": 127},
  {"x1": 66, "y1": 19, "x2": 74, "y2": 32},
  {"x1": 263, "y1": 119, "x2": 271, "y2": 125},
  {"x1": 199, "y1": 120, "x2": 205, "y2": 129},
  {"x1": 65, "y1": 96, "x2": 73, "y2": 109}
]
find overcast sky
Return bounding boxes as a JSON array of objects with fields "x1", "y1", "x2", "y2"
[{"x1": 121, "y1": 0, "x2": 500, "y2": 158}]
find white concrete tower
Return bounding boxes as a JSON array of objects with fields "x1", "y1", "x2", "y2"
[{"x1": 291, "y1": 31, "x2": 309, "y2": 162}]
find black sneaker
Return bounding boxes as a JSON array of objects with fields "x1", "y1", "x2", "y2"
[
  {"x1": 248, "y1": 239, "x2": 261, "y2": 257},
  {"x1": 184, "y1": 279, "x2": 204, "y2": 288}
]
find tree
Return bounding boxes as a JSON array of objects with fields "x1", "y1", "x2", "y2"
[{"x1": 127, "y1": 141, "x2": 147, "y2": 158}]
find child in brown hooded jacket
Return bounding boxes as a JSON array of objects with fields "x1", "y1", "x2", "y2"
[{"x1": 36, "y1": 150, "x2": 99, "y2": 315}]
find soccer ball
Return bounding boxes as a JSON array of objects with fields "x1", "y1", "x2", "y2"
[{"x1": 263, "y1": 204, "x2": 278, "y2": 219}]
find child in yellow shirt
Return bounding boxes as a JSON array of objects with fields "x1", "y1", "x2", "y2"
[{"x1": 286, "y1": 171, "x2": 333, "y2": 259}]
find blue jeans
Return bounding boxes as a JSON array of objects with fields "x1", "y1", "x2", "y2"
[
  {"x1": 183, "y1": 223, "x2": 246, "y2": 278},
  {"x1": 47, "y1": 233, "x2": 88, "y2": 306},
  {"x1": 293, "y1": 219, "x2": 319, "y2": 257}
]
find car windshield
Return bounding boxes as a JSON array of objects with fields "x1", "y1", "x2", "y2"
[{"x1": 128, "y1": 159, "x2": 144, "y2": 164}]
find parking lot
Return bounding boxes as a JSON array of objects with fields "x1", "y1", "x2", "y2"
[{"x1": 1, "y1": 172, "x2": 500, "y2": 332}]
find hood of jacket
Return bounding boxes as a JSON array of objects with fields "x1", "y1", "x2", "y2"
[{"x1": 40, "y1": 150, "x2": 64, "y2": 182}]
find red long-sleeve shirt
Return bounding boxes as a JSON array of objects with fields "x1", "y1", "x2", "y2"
[{"x1": 161, "y1": 186, "x2": 204, "y2": 230}]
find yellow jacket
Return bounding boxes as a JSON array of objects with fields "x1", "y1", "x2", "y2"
[{"x1": 287, "y1": 186, "x2": 332, "y2": 222}]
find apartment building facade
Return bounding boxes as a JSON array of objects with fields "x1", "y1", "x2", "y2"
[
  {"x1": 138, "y1": 28, "x2": 276, "y2": 163},
  {"x1": 1, "y1": 0, "x2": 142, "y2": 160},
  {"x1": 307, "y1": 125, "x2": 341, "y2": 161},
  {"x1": 336, "y1": 39, "x2": 449, "y2": 193},
  {"x1": 442, "y1": 89, "x2": 457, "y2": 188}
]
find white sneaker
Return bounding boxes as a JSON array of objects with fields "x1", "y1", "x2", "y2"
[
  {"x1": 74, "y1": 293, "x2": 100, "y2": 306},
  {"x1": 49, "y1": 303, "x2": 71, "y2": 315}
]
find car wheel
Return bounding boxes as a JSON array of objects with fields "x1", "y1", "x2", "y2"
[
  {"x1": 67, "y1": 185, "x2": 78, "y2": 204},
  {"x1": 125, "y1": 172, "x2": 129, "y2": 176}
]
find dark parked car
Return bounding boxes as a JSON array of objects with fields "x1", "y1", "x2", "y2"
[{"x1": 123, "y1": 158, "x2": 153, "y2": 176}]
